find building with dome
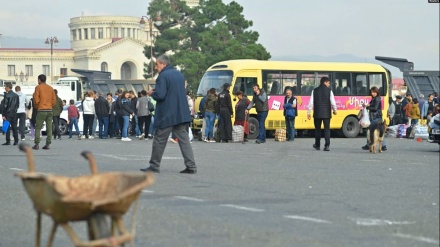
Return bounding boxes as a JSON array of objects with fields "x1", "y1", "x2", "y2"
[
  {"x1": 0, "y1": 15, "x2": 162, "y2": 84},
  {"x1": 0, "y1": 0, "x2": 200, "y2": 85}
]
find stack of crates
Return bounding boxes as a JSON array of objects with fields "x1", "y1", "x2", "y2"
[{"x1": 275, "y1": 129, "x2": 286, "y2": 142}]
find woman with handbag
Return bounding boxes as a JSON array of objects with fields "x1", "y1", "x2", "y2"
[
  {"x1": 283, "y1": 88, "x2": 297, "y2": 141},
  {"x1": 234, "y1": 91, "x2": 250, "y2": 142}
]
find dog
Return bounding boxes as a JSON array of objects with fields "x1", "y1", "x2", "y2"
[{"x1": 367, "y1": 121, "x2": 386, "y2": 154}]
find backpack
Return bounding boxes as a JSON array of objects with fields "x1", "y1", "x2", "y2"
[{"x1": 148, "y1": 99, "x2": 155, "y2": 112}]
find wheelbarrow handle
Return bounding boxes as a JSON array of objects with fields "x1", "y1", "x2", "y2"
[
  {"x1": 18, "y1": 143, "x2": 35, "y2": 172},
  {"x1": 81, "y1": 151, "x2": 99, "y2": 175}
]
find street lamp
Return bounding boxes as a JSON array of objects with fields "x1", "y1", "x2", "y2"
[
  {"x1": 44, "y1": 36, "x2": 59, "y2": 83},
  {"x1": 14, "y1": 71, "x2": 29, "y2": 83},
  {"x1": 140, "y1": 14, "x2": 162, "y2": 78}
]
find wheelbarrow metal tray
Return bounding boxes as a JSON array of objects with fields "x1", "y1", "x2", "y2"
[{"x1": 16, "y1": 172, "x2": 153, "y2": 223}]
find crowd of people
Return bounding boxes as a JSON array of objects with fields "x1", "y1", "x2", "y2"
[
  {"x1": 2, "y1": 73, "x2": 439, "y2": 152},
  {"x1": 1, "y1": 55, "x2": 197, "y2": 174}
]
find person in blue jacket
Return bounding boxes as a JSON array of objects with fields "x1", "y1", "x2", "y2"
[{"x1": 140, "y1": 54, "x2": 197, "y2": 174}]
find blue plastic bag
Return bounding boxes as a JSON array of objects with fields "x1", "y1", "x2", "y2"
[
  {"x1": 284, "y1": 103, "x2": 295, "y2": 119},
  {"x1": 2, "y1": 119, "x2": 10, "y2": 133}
]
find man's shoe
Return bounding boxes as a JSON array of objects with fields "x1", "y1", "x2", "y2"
[
  {"x1": 13, "y1": 142, "x2": 18, "y2": 146},
  {"x1": 180, "y1": 168, "x2": 197, "y2": 174},
  {"x1": 255, "y1": 139, "x2": 261, "y2": 144},
  {"x1": 42, "y1": 145, "x2": 50, "y2": 150},
  {"x1": 32, "y1": 144, "x2": 39, "y2": 150},
  {"x1": 139, "y1": 133, "x2": 145, "y2": 140},
  {"x1": 323, "y1": 146, "x2": 330, "y2": 151},
  {"x1": 382, "y1": 146, "x2": 387, "y2": 151},
  {"x1": 313, "y1": 144, "x2": 320, "y2": 150},
  {"x1": 2, "y1": 142, "x2": 11, "y2": 145},
  {"x1": 361, "y1": 145, "x2": 369, "y2": 150},
  {"x1": 140, "y1": 167, "x2": 160, "y2": 173}
]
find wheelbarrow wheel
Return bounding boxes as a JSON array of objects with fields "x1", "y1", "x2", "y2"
[{"x1": 87, "y1": 213, "x2": 111, "y2": 240}]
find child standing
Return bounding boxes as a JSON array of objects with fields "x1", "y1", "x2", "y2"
[{"x1": 67, "y1": 100, "x2": 81, "y2": 139}]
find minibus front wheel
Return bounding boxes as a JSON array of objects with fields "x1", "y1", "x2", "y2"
[
  {"x1": 247, "y1": 116, "x2": 259, "y2": 139},
  {"x1": 341, "y1": 116, "x2": 360, "y2": 138}
]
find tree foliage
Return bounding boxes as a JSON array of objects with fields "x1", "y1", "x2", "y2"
[{"x1": 143, "y1": 0, "x2": 271, "y2": 91}]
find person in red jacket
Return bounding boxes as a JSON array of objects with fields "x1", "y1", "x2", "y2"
[{"x1": 67, "y1": 99, "x2": 81, "y2": 140}]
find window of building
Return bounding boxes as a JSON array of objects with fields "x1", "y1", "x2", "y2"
[
  {"x1": 98, "y1": 28, "x2": 103, "y2": 39},
  {"x1": 84, "y1": 28, "x2": 88, "y2": 39},
  {"x1": 133, "y1": 29, "x2": 136, "y2": 39},
  {"x1": 106, "y1": 28, "x2": 111, "y2": 38},
  {"x1": 60, "y1": 68, "x2": 67, "y2": 77},
  {"x1": 101, "y1": 62, "x2": 108, "y2": 72},
  {"x1": 72, "y1": 30, "x2": 77, "y2": 40},
  {"x1": 121, "y1": 28, "x2": 125, "y2": 38},
  {"x1": 127, "y1": 28, "x2": 131, "y2": 38},
  {"x1": 78, "y1": 29, "x2": 82, "y2": 40},
  {"x1": 43, "y1": 65, "x2": 50, "y2": 76},
  {"x1": 114, "y1": 28, "x2": 118, "y2": 38},
  {"x1": 25, "y1": 65, "x2": 33, "y2": 77},
  {"x1": 121, "y1": 62, "x2": 131, "y2": 79},
  {"x1": 7, "y1": 65, "x2": 15, "y2": 76},
  {"x1": 91, "y1": 28, "x2": 96, "y2": 39}
]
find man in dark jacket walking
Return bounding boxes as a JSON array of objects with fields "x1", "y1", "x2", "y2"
[
  {"x1": 141, "y1": 54, "x2": 196, "y2": 174},
  {"x1": 2, "y1": 83, "x2": 19, "y2": 145},
  {"x1": 307, "y1": 77, "x2": 337, "y2": 151},
  {"x1": 217, "y1": 83, "x2": 233, "y2": 142},
  {"x1": 94, "y1": 92, "x2": 110, "y2": 139}
]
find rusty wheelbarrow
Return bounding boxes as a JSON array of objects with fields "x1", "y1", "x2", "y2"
[{"x1": 16, "y1": 143, "x2": 155, "y2": 247}]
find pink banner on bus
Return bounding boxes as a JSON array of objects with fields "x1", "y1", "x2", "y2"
[{"x1": 266, "y1": 96, "x2": 384, "y2": 111}]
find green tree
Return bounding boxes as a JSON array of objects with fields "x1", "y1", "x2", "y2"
[{"x1": 144, "y1": 0, "x2": 271, "y2": 91}]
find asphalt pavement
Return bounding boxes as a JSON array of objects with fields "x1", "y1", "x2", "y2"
[{"x1": 0, "y1": 133, "x2": 438, "y2": 247}]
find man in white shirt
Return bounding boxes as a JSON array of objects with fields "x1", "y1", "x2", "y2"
[{"x1": 15, "y1": 86, "x2": 29, "y2": 140}]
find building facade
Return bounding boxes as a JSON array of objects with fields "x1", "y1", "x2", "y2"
[{"x1": 0, "y1": 15, "x2": 159, "y2": 84}]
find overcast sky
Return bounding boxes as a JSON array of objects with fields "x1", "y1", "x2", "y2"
[{"x1": 1, "y1": 0, "x2": 439, "y2": 73}]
